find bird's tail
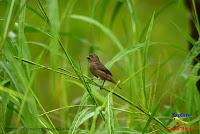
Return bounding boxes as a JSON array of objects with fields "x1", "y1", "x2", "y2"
[{"x1": 110, "y1": 79, "x2": 122, "y2": 89}]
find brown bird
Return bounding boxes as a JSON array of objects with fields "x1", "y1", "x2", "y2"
[{"x1": 87, "y1": 53, "x2": 120, "y2": 89}]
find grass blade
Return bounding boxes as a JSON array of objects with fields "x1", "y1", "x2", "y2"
[
  {"x1": 105, "y1": 93, "x2": 115, "y2": 134},
  {"x1": 70, "y1": 14, "x2": 124, "y2": 51},
  {"x1": 0, "y1": 0, "x2": 15, "y2": 49}
]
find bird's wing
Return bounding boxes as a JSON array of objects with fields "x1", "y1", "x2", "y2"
[{"x1": 96, "y1": 62, "x2": 112, "y2": 76}]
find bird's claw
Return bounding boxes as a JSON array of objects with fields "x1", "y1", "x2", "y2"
[{"x1": 99, "y1": 85, "x2": 103, "y2": 89}]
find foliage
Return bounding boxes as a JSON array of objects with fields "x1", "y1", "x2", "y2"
[{"x1": 0, "y1": 0, "x2": 199, "y2": 133}]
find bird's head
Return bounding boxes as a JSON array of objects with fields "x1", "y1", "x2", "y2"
[{"x1": 87, "y1": 53, "x2": 99, "y2": 62}]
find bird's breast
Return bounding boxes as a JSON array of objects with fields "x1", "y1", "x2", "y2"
[{"x1": 89, "y1": 62, "x2": 99, "y2": 77}]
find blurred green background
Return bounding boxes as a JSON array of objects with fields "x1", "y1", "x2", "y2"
[{"x1": 1, "y1": 0, "x2": 200, "y2": 133}]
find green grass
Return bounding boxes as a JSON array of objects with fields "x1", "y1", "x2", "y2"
[{"x1": 0, "y1": 0, "x2": 200, "y2": 134}]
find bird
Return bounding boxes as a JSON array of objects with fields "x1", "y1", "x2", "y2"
[{"x1": 87, "y1": 53, "x2": 120, "y2": 89}]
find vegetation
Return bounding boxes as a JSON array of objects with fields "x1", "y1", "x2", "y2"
[{"x1": 0, "y1": 0, "x2": 199, "y2": 133}]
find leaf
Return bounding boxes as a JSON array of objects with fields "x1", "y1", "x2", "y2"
[
  {"x1": 105, "y1": 94, "x2": 115, "y2": 134},
  {"x1": 109, "y1": 1, "x2": 124, "y2": 29},
  {"x1": 106, "y1": 43, "x2": 144, "y2": 68},
  {"x1": 70, "y1": 14, "x2": 124, "y2": 51}
]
